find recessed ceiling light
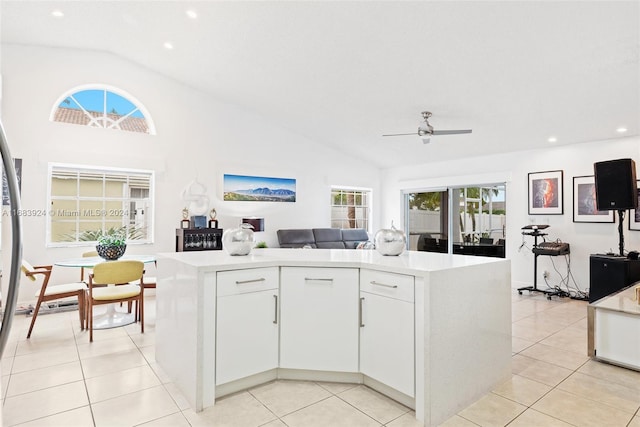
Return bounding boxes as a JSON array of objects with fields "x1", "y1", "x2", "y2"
[
  {"x1": 617, "y1": 127, "x2": 628, "y2": 133},
  {"x1": 186, "y1": 9, "x2": 198, "y2": 19},
  {"x1": 51, "y1": 9, "x2": 64, "y2": 18},
  {"x1": 163, "y1": 42, "x2": 174, "y2": 50},
  {"x1": 548, "y1": 136, "x2": 557, "y2": 143}
]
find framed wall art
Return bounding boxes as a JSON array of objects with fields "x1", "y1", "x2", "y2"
[
  {"x1": 630, "y1": 183, "x2": 640, "y2": 231},
  {"x1": 528, "y1": 170, "x2": 563, "y2": 215},
  {"x1": 223, "y1": 174, "x2": 296, "y2": 202},
  {"x1": 573, "y1": 175, "x2": 615, "y2": 223}
]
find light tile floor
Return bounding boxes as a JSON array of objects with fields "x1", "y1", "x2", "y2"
[{"x1": 1, "y1": 292, "x2": 640, "y2": 426}]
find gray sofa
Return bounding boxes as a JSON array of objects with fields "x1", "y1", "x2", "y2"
[{"x1": 277, "y1": 228, "x2": 370, "y2": 249}]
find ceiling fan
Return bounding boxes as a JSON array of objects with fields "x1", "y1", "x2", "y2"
[{"x1": 382, "y1": 111, "x2": 472, "y2": 144}]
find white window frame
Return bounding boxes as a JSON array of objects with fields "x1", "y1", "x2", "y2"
[
  {"x1": 50, "y1": 84, "x2": 156, "y2": 135},
  {"x1": 330, "y1": 185, "x2": 372, "y2": 232},
  {"x1": 46, "y1": 163, "x2": 155, "y2": 247}
]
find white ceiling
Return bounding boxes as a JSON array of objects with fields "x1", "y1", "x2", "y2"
[{"x1": 1, "y1": 1, "x2": 639, "y2": 169}]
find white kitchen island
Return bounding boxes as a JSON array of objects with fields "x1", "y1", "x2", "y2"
[{"x1": 155, "y1": 248, "x2": 511, "y2": 426}]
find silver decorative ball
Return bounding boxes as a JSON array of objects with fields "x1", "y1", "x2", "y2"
[
  {"x1": 374, "y1": 225, "x2": 406, "y2": 256},
  {"x1": 222, "y1": 224, "x2": 255, "y2": 256}
]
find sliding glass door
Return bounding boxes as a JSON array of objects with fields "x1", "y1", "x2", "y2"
[
  {"x1": 406, "y1": 184, "x2": 506, "y2": 257},
  {"x1": 406, "y1": 190, "x2": 448, "y2": 252}
]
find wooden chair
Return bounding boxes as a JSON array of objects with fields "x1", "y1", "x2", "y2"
[
  {"x1": 21, "y1": 260, "x2": 87, "y2": 338},
  {"x1": 80, "y1": 250, "x2": 98, "y2": 282},
  {"x1": 88, "y1": 260, "x2": 145, "y2": 342},
  {"x1": 127, "y1": 261, "x2": 157, "y2": 313}
]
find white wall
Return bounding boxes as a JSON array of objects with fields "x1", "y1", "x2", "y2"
[
  {"x1": 382, "y1": 137, "x2": 640, "y2": 295},
  {"x1": 4, "y1": 43, "x2": 637, "y2": 305},
  {"x1": 0, "y1": 44, "x2": 381, "y2": 305}
]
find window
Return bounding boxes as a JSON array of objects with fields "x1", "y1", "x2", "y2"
[
  {"x1": 331, "y1": 187, "x2": 371, "y2": 231},
  {"x1": 405, "y1": 184, "x2": 506, "y2": 257},
  {"x1": 50, "y1": 85, "x2": 156, "y2": 134},
  {"x1": 47, "y1": 163, "x2": 154, "y2": 247}
]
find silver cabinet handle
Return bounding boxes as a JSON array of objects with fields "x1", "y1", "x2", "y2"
[
  {"x1": 235, "y1": 278, "x2": 266, "y2": 285},
  {"x1": 370, "y1": 280, "x2": 398, "y2": 289},
  {"x1": 304, "y1": 278, "x2": 334, "y2": 283},
  {"x1": 359, "y1": 297, "x2": 365, "y2": 327},
  {"x1": 273, "y1": 295, "x2": 278, "y2": 324}
]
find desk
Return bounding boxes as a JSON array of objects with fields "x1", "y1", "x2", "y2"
[{"x1": 55, "y1": 255, "x2": 156, "y2": 329}]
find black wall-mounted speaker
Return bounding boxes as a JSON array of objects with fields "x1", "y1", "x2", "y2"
[{"x1": 594, "y1": 158, "x2": 638, "y2": 211}]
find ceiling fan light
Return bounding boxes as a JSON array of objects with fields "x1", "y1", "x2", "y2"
[{"x1": 418, "y1": 123, "x2": 433, "y2": 136}]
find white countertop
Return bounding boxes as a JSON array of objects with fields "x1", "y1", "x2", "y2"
[
  {"x1": 157, "y1": 248, "x2": 508, "y2": 276},
  {"x1": 591, "y1": 285, "x2": 640, "y2": 315}
]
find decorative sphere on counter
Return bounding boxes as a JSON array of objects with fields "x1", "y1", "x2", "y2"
[
  {"x1": 374, "y1": 223, "x2": 406, "y2": 256},
  {"x1": 222, "y1": 223, "x2": 255, "y2": 256}
]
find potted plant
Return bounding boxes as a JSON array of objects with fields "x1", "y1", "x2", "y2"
[
  {"x1": 96, "y1": 231, "x2": 127, "y2": 260},
  {"x1": 255, "y1": 241, "x2": 268, "y2": 249}
]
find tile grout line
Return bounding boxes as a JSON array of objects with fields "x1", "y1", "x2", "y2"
[
  {"x1": 332, "y1": 386, "x2": 407, "y2": 426},
  {"x1": 246, "y1": 382, "x2": 298, "y2": 424},
  {"x1": 74, "y1": 311, "x2": 97, "y2": 427}
]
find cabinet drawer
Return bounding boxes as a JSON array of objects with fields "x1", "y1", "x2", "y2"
[
  {"x1": 217, "y1": 267, "x2": 279, "y2": 296},
  {"x1": 360, "y1": 269, "x2": 414, "y2": 302}
]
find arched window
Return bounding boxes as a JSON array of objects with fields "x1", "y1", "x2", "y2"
[{"x1": 50, "y1": 85, "x2": 156, "y2": 135}]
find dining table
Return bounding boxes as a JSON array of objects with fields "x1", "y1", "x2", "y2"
[{"x1": 55, "y1": 254, "x2": 156, "y2": 329}]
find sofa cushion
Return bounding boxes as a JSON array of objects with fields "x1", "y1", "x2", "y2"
[
  {"x1": 312, "y1": 228, "x2": 345, "y2": 249},
  {"x1": 341, "y1": 228, "x2": 370, "y2": 249},
  {"x1": 312, "y1": 228, "x2": 342, "y2": 241},
  {"x1": 277, "y1": 229, "x2": 317, "y2": 248}
]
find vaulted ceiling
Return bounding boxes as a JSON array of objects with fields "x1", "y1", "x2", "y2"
[{"x1": 2, "y1": 1, "x2": 638, "y2": 168}]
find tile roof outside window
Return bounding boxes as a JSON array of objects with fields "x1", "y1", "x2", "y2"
[
  {"x1": 50, "y1": 86, "x2": 155, "y2": 135},
  {"x1": 53, "y1": 107, "x2": 150, "y2": 133}
]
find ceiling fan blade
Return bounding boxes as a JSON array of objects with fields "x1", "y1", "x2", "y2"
[
  {"x1": 382, "y1": 132, "x2": 418, "y2": 137},
  {"x1": 431, "y1": 129, "x2": 472, "y2": 135}
]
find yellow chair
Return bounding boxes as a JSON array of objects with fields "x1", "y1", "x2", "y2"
[
  {"x1": 21, "y1": 260, "x2": 87, "y2": 338},
  {"x1": 127, "y1": 260, "x2": 157, "y2": 314},
  {"x1": 88, "y1": 260, "x2": 145, "y2": 342},
  {"x1": 80, "y1": 250, "x2": 98, "y2": 282}
]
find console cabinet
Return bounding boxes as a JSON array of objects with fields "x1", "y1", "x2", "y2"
[
  {"x1": 359, "y1": 269, "x2": 415, "y2": 397},
  {"x1": 215, "y1": 267, "x2": 279, "y2": 385},
  {"x1": 176, "y1": 228, "x2": 223, "y2": 252},
  {"x1": 280, "y1": 267, "x2": 359, "y2": 372}
]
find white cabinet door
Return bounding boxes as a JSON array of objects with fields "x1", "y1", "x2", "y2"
[
  {"x1": 360, "y1": 270, "x2": 414, "y2": 397},
  {"x1": 595, "y1": 309, "x2": 640, "y2": 370},
  {"x1": 216, "y1": 268, "x2": 279, "y2": 385},
  {"x1": 280, "y1": 267, "x2": 359, "y2": 372}
]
